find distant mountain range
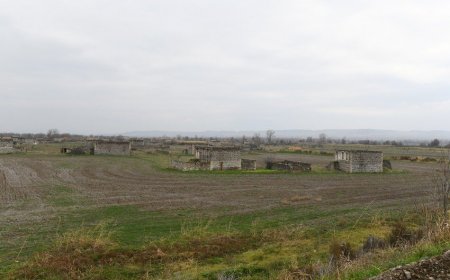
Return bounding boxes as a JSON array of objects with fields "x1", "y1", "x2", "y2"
[{"x1": 122, "y1": 129, "x2": 450, "y2": 141}]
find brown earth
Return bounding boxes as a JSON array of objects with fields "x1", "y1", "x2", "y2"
[
  {"x1": 0, "y1": 152, "x2": 445, "y2": 278},
  {"x1": 0, "y1": 153, "x2": 439, "y2": 223}
]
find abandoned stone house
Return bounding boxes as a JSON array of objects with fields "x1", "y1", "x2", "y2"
[
  {"x1": 195, "y1": 146, "x2": 242, "y2": 170},
  {"x1": 334, "y1": 150, "x2": 383, "y2": 173},
  {"x1": 24, "y1": 138, "x2": 38, "y2": 145},
  {"x1": 171, "y1": 145, "x2": 256, "y2": 171},
  {"x1": 0, "y1": 138, "x2": 17, "y2": 154},
  {"x1": 130, "y1": 138, "x2": 145, "y2": 148},
  {"x1": 92, "y1": 141, "x2": 131, "y2": 156}
]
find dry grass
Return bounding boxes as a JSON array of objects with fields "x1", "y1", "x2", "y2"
[
  {"x1": 9, "y1": 206, "x2": 450, "y2": 280},
  {"x1": 10, "y1": 222, "x2": 272, "y2": 279}
]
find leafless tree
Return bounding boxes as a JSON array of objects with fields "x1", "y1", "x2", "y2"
[
  {"x1": 319, "y1": 133, "x2": 327, "y2": 145},
  {"x1": 430, "y1": 138, "x2": 440, "y2": 147},
  {"x1": 252, "y1": 133, "x2": 262, "y2": 146},
  {"x1": 47, "y1": 129, "x2": 59, "y2": 138},
  {"x1": 266, "y1": 129, "x2": 275, "y2": 144}
]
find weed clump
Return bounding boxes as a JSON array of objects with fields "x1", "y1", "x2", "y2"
[
  {"x1": 362, "y1": 235, "x2": 386, "y2": 252},
  {"x1": 13, "y1": 224, "x2": 118, "y2": 279},
  {"x1": 388, "y1": 221, "x2": 423, "y2": 246},
  {"x1": 329, "y1": 240, "x2": 356, "y2": 262}
]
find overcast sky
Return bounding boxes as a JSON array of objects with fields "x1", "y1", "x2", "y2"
[{"x1": 1, "y1": 1, "x2": 450, "y2": 134}]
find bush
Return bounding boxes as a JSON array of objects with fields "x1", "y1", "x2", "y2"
[
  {"x1": 388, "y1": 222, "x2": 423, "y2": 246},
  {"x1": 362, "y1": 235, "x2": 386, "y2": 252},
  {"x1": 422, "y1": 157, "x2": 437, "y2": 162},
  {"x1": 329, "y1": 240, "x2": 356, "y2": 262}
]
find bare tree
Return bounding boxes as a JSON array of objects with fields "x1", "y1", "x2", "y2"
[
  {"x1": 252, "y1": 133, "x2": 262, "y2": 146},
  {"x1": 430, "y1": 138, "x2": 440, "y2": 147},
  {"x1": 266, "y1": 129, "x2": 275, "y2": 144},
  {"x1": 319, "y1": 133, "x2": 327, "y2": 145},
  {"x1": 47, "y1": 129, "x2": 59, "y2": 138}
]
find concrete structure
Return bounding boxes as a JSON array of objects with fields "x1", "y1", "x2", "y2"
[
  {"x1": 130, "y1": 138, "x2": 145, "y2": 148},
  {"x1": 334, "y1": 150, "x2": 383, "y2": 173},
  {"x1": 195, "y1": 146, "x2": 241, "y2": 170},
  {"x1": 24, "y1": 139, "x2": 38, "y2": 145},
  {"x1": 93, "y1": 141, "x2": 131, "y2": 156},
  {"x1": 269, "y1": 160, "x2": 311, "y2": 172},
  {"x1": 0, "y1": 138, "x2": 16, "y2": 154},
  {"x1": 171, "y1": 159, "x2": 210, "y2": 171},
  {"x1": 172, "y1": 145, "x2": 252, "y2": 171}
]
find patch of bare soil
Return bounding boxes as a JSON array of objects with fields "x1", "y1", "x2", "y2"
[
  {"x1": 0, "y1": 154, "x2": 439, "y2": 220},
  {"x1": 371, "y1": 250, "x2": 450, "y2": 280},
  {"x1": 0, "y1": 159, "x2": 44, "y2": 203}
]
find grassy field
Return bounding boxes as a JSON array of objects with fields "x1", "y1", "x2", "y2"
[
  {"x1": 273, "y1": 143, "x2": 450, "y2": 159},
  {"x1": 0, "y1": 144, "x2": 448, "y2": 279}
]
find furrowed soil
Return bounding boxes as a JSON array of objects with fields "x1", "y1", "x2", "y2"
[{"x1": 0, "y1": 149, "x2": 443, "y2": 279}]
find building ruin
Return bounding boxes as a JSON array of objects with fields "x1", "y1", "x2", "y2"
[
  {"x1": 267, "y1": 160, "x2": 311, "y2": 172},
  {"x1": 334, "y1": 150, "x2": 383, "y2": 173},
  {"x1": 92, "y1": 140, "x2": 131, "y2": 156},
  {"x1": 195, "y1": 146, "x2": 241, "y2": 170},
  {"x1": 171, "y1": 145, "x2": 256, "y2": 171},
  {"x1": 0, "y1": 138, "x2": 18, "y2": 154}
]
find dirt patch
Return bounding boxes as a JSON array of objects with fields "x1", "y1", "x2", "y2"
[
  {"x1": 0, "y1": 155, "x2": 437, "y2": 216},
  {"x1": 0, "y1": 159, "x2": 44, "y2": 203}
]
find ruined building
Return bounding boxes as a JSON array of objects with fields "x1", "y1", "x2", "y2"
[
  {"x1": 334, "y1": 150, "x2": 383, "y2": 173},
  {"x1": 0, "y1": 138, "x2": 16, "y2": 154},
  {"x1": 194, "y1": 146, "x2": 241, "y2": 170},
  {"x1": 171, "y1": 145, "x2": 256, "y2": 171},
  {"x1": 268, "y1": 160, "x2": 312, "y2": 172},
  {"x1": 93, "y1": 141, "x2": 131, "y2": 156}
]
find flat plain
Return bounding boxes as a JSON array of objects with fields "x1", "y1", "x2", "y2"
[{"x1": 0, "y1": 144, "x2": 446, "y2": 279}]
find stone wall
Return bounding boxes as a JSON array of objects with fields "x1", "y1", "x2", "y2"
[
  {"x1": 335, "y1": 150, "x2": 383, "y2": 173},
  {"x1": 209, "y1": 148, "x2": 241, "y2": 170},
  {"x1": 195, "y1": 147, "x2": 212, "y2": 162},
  {"x1": 0, "y1": 140, "x2": 16, "y2": 154},
  {"x1": 210, "y1": 149, "x2": 241, "y2": 162},
  {"x1": 94, "y1": 141, "x2": 131, "y2": 156},
  {"x1": 195, "y1": 146, "x2": 242, "y2": 170},
  {"x1": 241, "y1": 159, "x2": 257, "y2": 170},
  {"x1": 210, "y1": 159, "x2": 241, "y2": 170},
  {"x1": 130, "y1": 139, "x2": 145, "y2": 148},
  {"x1": 270, "y1": 160, "x2": 312, "y2": 172},
  {"x1": 171, "y1": 159, "x2": 209, "y2": 171}
]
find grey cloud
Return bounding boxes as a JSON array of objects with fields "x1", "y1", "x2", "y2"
[{"x1": 1, "y1": 1, "x2": 450, "y2": 134}]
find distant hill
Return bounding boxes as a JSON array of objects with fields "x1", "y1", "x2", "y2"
[{"x1": 122, "y1": 129, "x2": 450, "y2": 141}]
